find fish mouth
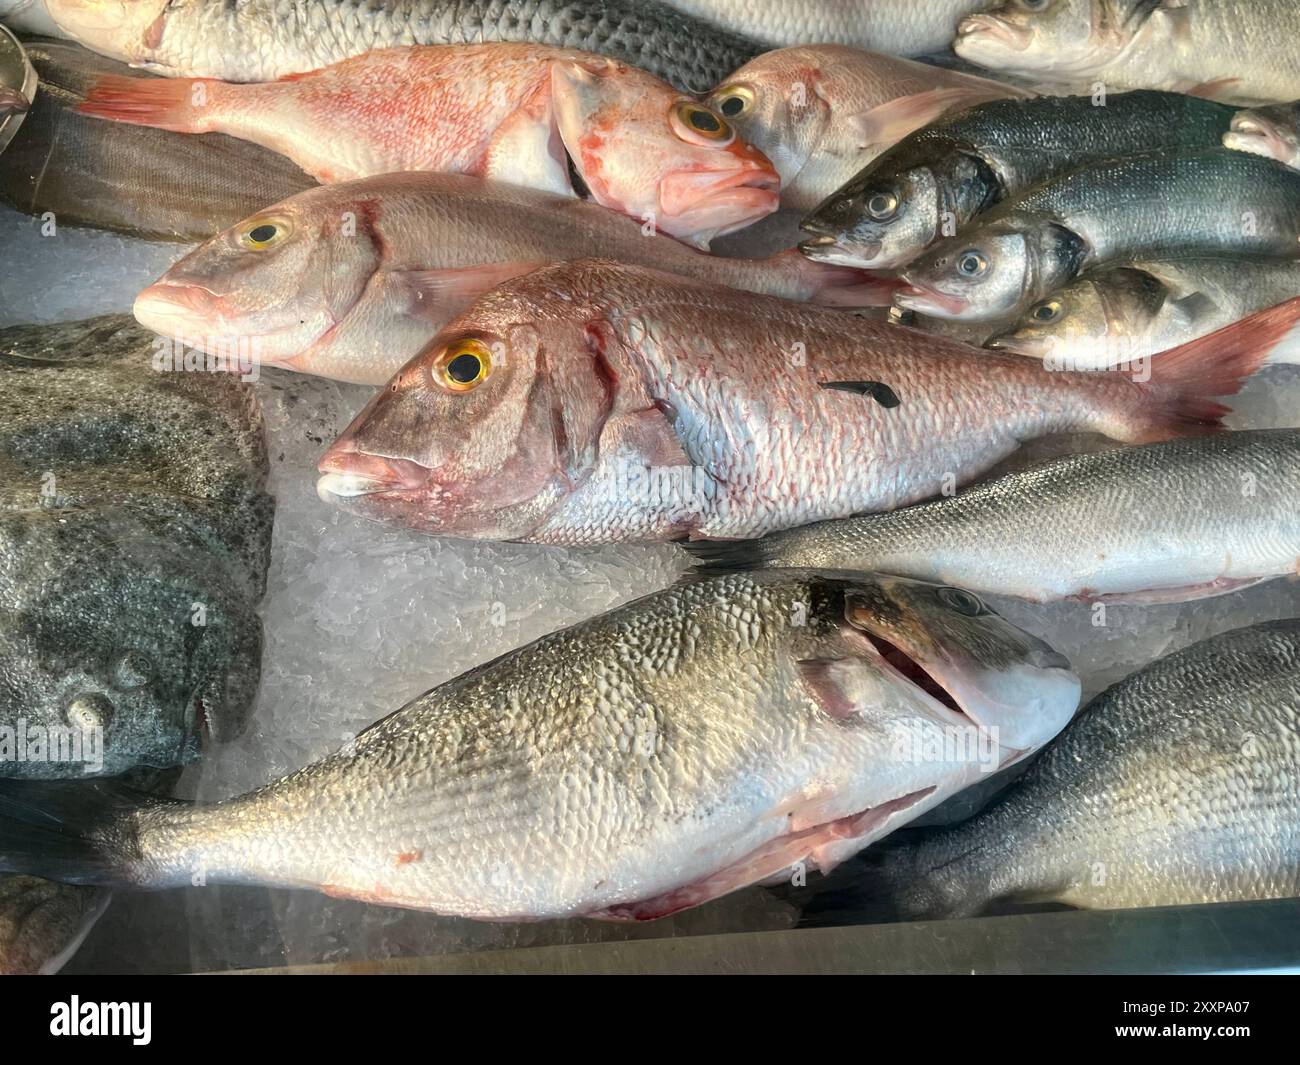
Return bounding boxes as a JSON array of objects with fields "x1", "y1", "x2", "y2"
[
  {"x1": 893, "y1": 280, "x2": 969, "y2": 318},
  {"x1": 134, "y1": 281, "x2": 225, "y2": 334},
  {"x1": 956, "y1": 14, "x2": 1032, "y2": 52},
  {"x1": 316, "y1": 449, "x2": 433, "y2": 501},
  {"x1": 798, "y1": 230, "x2": 882, "y2": 268},
  {"x1": 658, "y1": 166, "x2": 781, "y2": 246},
  {"x1": 857, "y1": 627, "x2": 968, "y2": 719},
  {"x1": 1224, "y1": 116, "x2": 1297, "y2": 164},
  {"x1": 985, "y1": 333, "x2": 1048, "y2": 358}
]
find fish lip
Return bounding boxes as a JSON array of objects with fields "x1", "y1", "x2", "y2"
[
  {"x1": 894, "y1": 280, "x2": 969, "y2": 318},
  {"x1": 658, "y1": 166, "x2": 781, "y2": 240},
  {"x1": 956, "y1": 14, "x2": 1032, "y2": 51},
  {"x1": 134, "y1": 281, "x2": 224, "y2": 331},
  {"x1": 1224, "y1": 116, "x2": 1295, "y2": 163},
  {"x1": 798, "y1": 230, "x2": 883, "y2": 267},
  {"x1": 985, "y1": 334, "x2": 1046, "y2": 358},
  {"x1": 316, "y1": 450, "x2": 434, "y2": 501}
]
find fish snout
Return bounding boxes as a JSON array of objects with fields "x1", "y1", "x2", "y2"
[
  {"x1": 658, "y1": 161, "x2": 780, "y2": 245},
  {"x1": 1224, "y1": 114, "x2": 1295, "y2": 164},
  {"x1": 956, "y1": 14, "x2": 1032, "y2": 52},
  {"x1": 894, "y1": 278, "x2": 970, "y2": 319},
  {"x1": 134, "y1": 282, "x2": 225, "y2": 336},
  {"x1": 316, "y1": 447, "x2": 432, "y2": 501}
]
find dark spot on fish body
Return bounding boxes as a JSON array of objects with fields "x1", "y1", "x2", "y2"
[{"x1": 820, "y1": 381, "x2": 902, "y2": 409}]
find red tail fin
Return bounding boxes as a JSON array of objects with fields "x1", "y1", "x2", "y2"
[
  {"x1": 1123, "y1": 296, "x2": 1300, "y2": 443},
  {"x1": 76, "y1": 74, "x2": 219, "y2": 134}
]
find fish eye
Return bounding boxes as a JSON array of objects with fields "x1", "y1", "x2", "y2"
[
  {"x1": 939, "y1": 587, "x2": 986, "y2": 616},
  {"x1": 432, "y1": 338, "x2": 493, "y2": 393},
  {"x1": 1017, "y1": 0, "x2": 1050, "y2": 10},
  {"x1": 712, "y1": 86, "x2": 753, "y2": 118},
  {"x1": 1031, "y1": 299, "x2": 1062, "y2": 323},
  {"x1": 241, "y1": 219, "x2": 288, "y2": 249},
  {"x1": 957, "y1": 251, "x2": 989, "y2": 277},
  {"x1": 866, "y1": 190, "x2": 899, "y2": 221},
  {"x1": 671, "y1": 101, "x2": 735, "y2": 146}
]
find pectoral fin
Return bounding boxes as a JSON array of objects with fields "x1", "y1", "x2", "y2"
[
  {"x1": 849, "y1": 88, "x2": 1009, "y2": 149},
  {"x1": 391, "y1": 262, "x2": 546, "y2": 321},
  {"x1": 820, "y1": 380, "x2": 902, "y2": 409}
]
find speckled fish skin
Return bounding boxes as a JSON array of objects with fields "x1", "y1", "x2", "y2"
[
  {"x1": 0, "y1": 571, "x2": 1081, "y2": 920},
  {"x1": 956, "y1": 0, "x2": 1300, "y2": 105},
  {"x1": 1225, "y1": 101, "x2": 1300, "y2": 171},
  {"x1": 43, "y1": 0, "x2": 760, "y2": 91},
  {"x1": 0, "y1": 316, "x2": 272, "y2": 778},
  {"x1": 667, "y1": 0, "x2": 990, "y2": 57},
  {"x1": 316, "y1": 259, "x2": 1268, "y2": 545},
  {"x1": 704, "y1": 44, "x2": 1028, "y2": 212},
  {"x1": 988, "y1": 257, "x2": 1300, "y2": 368},
  {"x1": 132, "y1": 172, "x2": 882, "y2": 386},
  {"x1": 75, "y1": 43, "x2": 780, "y2": 248},
  {"x1": 0, "y1": 874, "x2": 107, "y2": 974},
  {"x1": 866, "y1": 620, "x2": 1300, "y2": 919},
  {"x1": 898, "y1": 150, "x2": 1300, "y2": 322},
  {"x1": 801, "y1": 91, "x2": 1236, "y2": 270},
  {"x1": 690, "y1": 431, "x2": 1300, "y2": 604},
  {"x1": 0, "y1": 39, "x2": 314, "y2": 242}
]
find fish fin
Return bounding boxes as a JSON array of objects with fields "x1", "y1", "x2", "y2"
[
  {"x1": 796, "y1": 658, "x2": 875, "y2": 720},
  {"x1": 1185, "y1": 77, "x2": 1240, "y2": 100},
  {"x1": 76, "y1": 74, "x2": 221, "y2": 133},
  {"x1": 820, "y1": 380, "x2": 902, "y2": 409},
  {"x1": 0, "y1": 779, "x2": 182, "y2": 886},
  {"x1": 600, "y1": 407, "x2": 692, "y2": 469},
  {"x1": 1121, "y1": 297, "x2": 1300, "y2": 442},
  {"x1": 762, "y1": 249, "x2": 902, "y2": 308},
  {"x1": 679, "y1": 536, "x2": 774, "y2": 570},
  {"x1": 1075, "y1": 575, "x2": 1274, "y2": 605},
  {"x1": 392, "y1": 263, "x2": 547, "y2": 320},
  {"x1": 484, "y1": 81, "x2": 570, "y2": 196},
  {"x1": 849, "y1": 88, "x2": 1010, "y2": 150}
]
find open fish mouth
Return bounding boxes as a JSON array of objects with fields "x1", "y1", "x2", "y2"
[
  {"x1": 957, "y1": 14, "x2": 1033, "y2": 52},
  {"x1": 1224, "y1": 115, "x2": 1297, "y2": 164},
  {"x1": 316, "y1": 450, "x2": 433, "y2": 501},
  {"x1": 894, "y1": 280, "x2": 970, "y2": 317},
  {"x1": 798, "y1": 230, "x2": 882, "y2": 267},
  {"x1": 985, "y1": 333, "x2": 1050, "y2": 358},
  {"x1": 659, "y1": 166, "x2": 781, "y2": 239},
  {"x1": 857, "y1": 627, "x2": 967, "y2": 719}
]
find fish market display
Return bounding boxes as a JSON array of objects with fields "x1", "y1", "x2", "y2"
[
  {"x1": 316, "y1": 260, "x2": 1280, "y2": 545},
  {"x1": 76, "y1": 43, "x2": 779, "y2": 248},
  {"x1": 0, "y1": 39, "x2": 313, "y2": 242},
  {"x1": 1225, "y1": 102, "x2": 1300, "y2": 171},
  {"x1": 666, "y1": 0, "x2": 989, "y2": 57},
  {"x1": 134, "y1": 173, "x2": 883, "y2": 387},
  {"x1": 898, "y1": 150, "x2": 1300, "y2": 321},
  {"x1": 703, "y1": 44, "x2": 1027, "y2": 211},
  {"x1": 0, "y1": 874, "x2": 108, "y2": 974},
  {"x1": 0, "y1": 571, "x2": 1081, "y2": 920},
  {"x1": 988, "y1": 257, "x2": 1300, "y2": 368},
  {"x1": 0, "y1": 315, "x2": 272, "y2": 778},
  {"x1": 837, "y1": 620, "x2": 1300, "y2": 919},
  {"x1": 688, "y1": 429, "x2": 1300, "y2": 605},
  {"x1": 37, "y1": 0, "x2": 760, "y2": 92},
  {"x1": 955, "y1": 1, "x2": 1300, "y2": 105},
  {"x1": 800, "y1": 91, "x2": 1236, "y2": 270}
]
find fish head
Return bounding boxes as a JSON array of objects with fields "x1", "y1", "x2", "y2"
[
  {"x1": 1224, "y1": 106, "x2": 1300, "y2": 170},
  {"x1": 705, "y1": 54, "x2": 833, "y2": 193},
  {"x1": 841, "y1": 576, "x2": 1080, "y2": 753},
  {"x1": 800, "y1": 165, "x2": 941, "y2": 270},
  {"x1": 552, "y1": 58, "x2": 780, "y2": 250},
  {"x1": 955, "y1": 1, "x2": 1124, "y2": 81},
  {"x1": 44, "y1": 0, "x2": 171, "y2": 60},
  {"x1": 134, "y1": 195, "x2": 381, "y2": 374},
  {"x1": 987, "y1": 266, "x2": 1164, "y2": 365},
  {"x1": 317, "y1": 273, "x2": 615, "y2": 540},
  {"x1": 896, "y1": 221, "x2": 1035, "y2": 322}
]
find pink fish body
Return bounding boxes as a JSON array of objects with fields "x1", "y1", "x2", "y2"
[
  {"x1": 318, "y1": 260, "x2": 1285, "y2": 544},
  {"x1": 77, "y1": 44, "x2": 780, "y2": 247}
]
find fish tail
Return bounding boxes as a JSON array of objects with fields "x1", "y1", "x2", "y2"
[
  {"x1": 0, "y1": 778, "x2": 183, "y2": 887},
  {"x1": 77, "y1": 74, "x2": 227, "y2": 134},
  {"x1": 1117, "y1": 296, "x2": 1300, "y2": 443},
  {"x1": 680, "y1": 536, "x2": 777, "y2": 570},
  {"x1": 765, "y1": 249, "x2": 902, "y2": 308}
]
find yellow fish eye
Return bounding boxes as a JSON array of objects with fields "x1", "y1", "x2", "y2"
[
  {"x1": 241, "y1": 218, "x2": 288, "y2": 249},
  {"x1": 432, "y1": 339, "x2": 493, "y2": 393},
  {"x1": 712, "y1": 86, "x2": 752, "y2": 119},
  {"x1": 674, "y1": 101, "x2": 732, "y2": 141}
]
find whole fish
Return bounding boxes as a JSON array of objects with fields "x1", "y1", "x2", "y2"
[
  {"x1": 666, "y1": 0, "x2": 990, "y2": 57},
  {"x1": 898, "y1": 150, "x2": 1300, "y2": 322},
  {"x1": 800, "y1": 91, "x2": 1237, "y2": 270},
  {"x1": 0, "y1": 39, "x2": 313, "y2": 242},
  {"x1": 134, "y1": 173, "x2": 884, "y2": 387},
  {"x1": 987, "y1": 257, "x2": 1300, "y2": 369},
  {"x1": 315, "y1": 259, "x2": 1279, "y2": 545},
  {"x1": 822, "y1": 620, "x2": 1300, "y2": 920},
  {"x1": 702, "y1": 44, "x2": 1027, "y2": 211},
  {"x1": 687, "y1": 429, "x2": 1300, "y2": 604},
  {"x1": 0, "y1": 875, "x2": 107, "y2": 974},
  {"x1": 1225, "y1": 102, "x2": 1300, "y2": 172},
  {"x1": 955, "y1": 0, "x2": 1300, "y2": 105},
  {"x1": 40, "y1": 0, "x2": 760, "y2": 92},
  {"x1": 76, "y1": 44, "x2": 779, "y2": 249},
  {"x1": 0, "y1": 570, "x2": 1082, "y2": 920},
  {"x1": 0, "y1": 315, "x2": 272, "y2": 777}
]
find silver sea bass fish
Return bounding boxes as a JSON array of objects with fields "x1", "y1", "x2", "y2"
[
  {"x1": 40, "y1": 0, "x2": 760, "y2": 91},
  {"x1": 816, "y1": 620, "x2": 1300, "y2": 920},
  {"x1": 688, "y1": 430, "x2": 1300, "y2": 605},
  {"x1": 0, "y1": 572, "x2": 1081, "y2": 921}
]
